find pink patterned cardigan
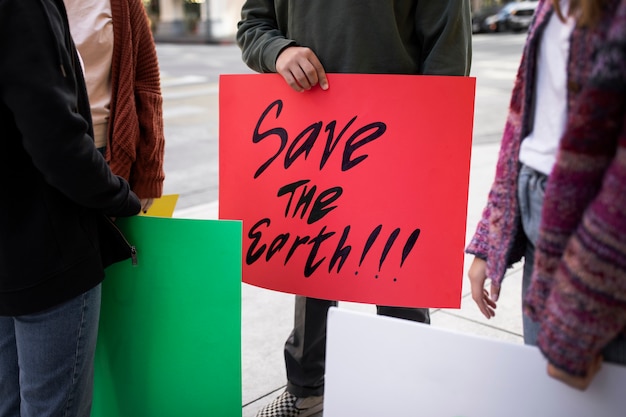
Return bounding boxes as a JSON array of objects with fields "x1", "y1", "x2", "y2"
[
  {"x1": 466, "y1": 0, "x2": 626, "y2": 376},
  {"x1": 525, "y1": 1, "x2": 626, "y2": 376}
]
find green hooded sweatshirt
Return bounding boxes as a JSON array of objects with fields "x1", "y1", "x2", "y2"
[{"x1": 237, "y1": 0, "x2": 472, "y2": 76}]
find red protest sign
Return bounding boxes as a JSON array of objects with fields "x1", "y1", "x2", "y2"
[{"x1": 219, "y1": 73, "x2": 475, "y2": 308}]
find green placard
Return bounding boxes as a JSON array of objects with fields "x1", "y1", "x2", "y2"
[{"x1": 91, "y1": 216, "x2": 242, "y2": 417}]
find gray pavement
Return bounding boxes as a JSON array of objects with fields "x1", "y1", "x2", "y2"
[
  {"x1": 174, "y1": 142, "x2": 525, "y2": 417},
  {"x1": 158, "y1": 33, "x2": 529, "y2": 416}
]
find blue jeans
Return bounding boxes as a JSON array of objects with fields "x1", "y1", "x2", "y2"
[
  {"x1": 0, "y1": 285, "x2": 101, "y2": 417},
  {"x1": 517, "y1": 164, "x2": 544, "y2": 345}
]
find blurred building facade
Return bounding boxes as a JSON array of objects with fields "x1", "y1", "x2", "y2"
[
  {"x1": 144, "y1": 0, "x2": 245, "y2": 43},
  {"x1": 145, "y1": 0, "x2": 513, "y2": 43}
]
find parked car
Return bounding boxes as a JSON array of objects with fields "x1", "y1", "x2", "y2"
[
  {"x1": 472, "y1": 5, "x2": 501, "y2": 34},
  {"x1": 484, "y1": 1, "x2": 539, "y2": 33}
]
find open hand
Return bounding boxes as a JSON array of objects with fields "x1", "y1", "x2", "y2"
[{"x1": 468, "y1": 257, "x2": 499, "y2": 319}]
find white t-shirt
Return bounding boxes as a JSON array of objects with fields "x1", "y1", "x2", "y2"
[
  {"x1": 64, "y1": 0, "x2": 114, "y2": 149},
  {"x1": 519, "y1": 2, "x2": 575, "y2": 175}
]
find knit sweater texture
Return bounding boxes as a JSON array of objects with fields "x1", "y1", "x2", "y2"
[
  {"x1": 466, "y1": 0, "x2": 626, "y2": 376},
  {"x1": 465, "y1": 0, "x2": 621, "y2": 284},
  {"x1": 107, "y1": 0, "x2": 165, "y2": 199},
  {"x1": 524, "y1": 0, "x2": 626, "y2": 377}
]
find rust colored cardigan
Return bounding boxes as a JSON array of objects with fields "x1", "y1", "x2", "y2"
[{"x1": 106, "y1": 0, "x2": 165, "y2": 199}]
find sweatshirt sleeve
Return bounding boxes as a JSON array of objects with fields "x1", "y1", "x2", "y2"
[
  {"x1": 415, "y1": 0, "x2": 473, "y2": 76},
  {"x1": 236, "y1": 0, "x2": 296, "y2": 73},
  {"x1": 0, "y1": 0, "x2": 140, "y2": 217}
]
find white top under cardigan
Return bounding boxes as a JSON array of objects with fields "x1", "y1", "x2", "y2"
[
  {"x1": 519, "y1": 1, "x2": 575, "y2": 176},
  {"x1": 64, "y1": 0, "x2": 114, "y2": 149}
]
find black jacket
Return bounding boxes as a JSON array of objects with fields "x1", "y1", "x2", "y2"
[{"x1": 0, "y1": 0, "x2": 141, "y2": 315}]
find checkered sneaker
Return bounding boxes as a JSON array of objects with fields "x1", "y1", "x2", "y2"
[{"x1": 256, "y1": 391, "x2": 323, "y2": 417}]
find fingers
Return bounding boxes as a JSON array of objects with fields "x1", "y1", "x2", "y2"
[
  {"x1": 317, "y1": 71, "x2": 329, "y2": 91},
  {"x1": 490, "y1": 282, "x2": 501, "y2": 302},
  {"x1": 140, "y1": 198, "x2": 154, "y2": 214},
  {"x1": 483, "y1": 289, "x2": 497, "y2": 309},
  {"x1": 474, "y1": 288, "x2": 496, "y2": 319},
  {"x1": 547, "y1": 356, "x2": 602, "y2": 391},
  {"x1": 590, "y1": 355, "x2": 603, "y2": 373},
  {"x1": 469, "y1": 276, "x2": 496, "y2": 319},
  {"x1": 276, "y1": 47, "x2": 329, "y2": 92}
]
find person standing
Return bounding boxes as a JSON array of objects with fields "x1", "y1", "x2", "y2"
[
  {"x1": 64, "y1": 0, "x2": 166, "y2": 214},
  {"x1": 0, "y1": 1, "x2": 141, "y2": 416},
  {"x1": 467, "y1": 0, "x2": 578, "y2": 345},
  {"x1": 466, "y1": 0, "x2": 626, "y2": 390},
  {"x1": 237, "y1": 2, "x2": 472, "y2": 416},
  {"x1": 524, "y1": 0, "x2": 626, "y2": 391}
]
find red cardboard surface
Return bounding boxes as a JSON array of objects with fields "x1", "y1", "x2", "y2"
[{"x1": 219, "y1": 73, "x2": 475, "y2": 308}]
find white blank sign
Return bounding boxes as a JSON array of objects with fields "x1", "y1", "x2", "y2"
[{"x1": 325, "y1": 308, "x2": 626, "y2": 417}]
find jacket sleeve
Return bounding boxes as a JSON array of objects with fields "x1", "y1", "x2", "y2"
[
  {"x1": 526, "y1": 1, "x2": 626, "y2": 376},
  {"x1": 464, "y1": 62, "x2": 530, "y2": 281},
  {"x1": 236, "y1": 0, "x2": 296, "y2": 73},
  {"x1": 128, "y1": 0, "x2": 165, "y2": 199},
  {"x1": 534, "y1": 104, "x2": 626, "y2": 377},
  {"x1": 415, "y1": 0, "x2": 472, "y2": 76},
  {"x1": 0, "y1": 0, "x2": 140, "y2": 217}
]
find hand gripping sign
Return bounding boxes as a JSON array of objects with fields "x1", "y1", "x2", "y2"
[{"x1": 219, "y1": 73, "x2": 475, "y2": 308}]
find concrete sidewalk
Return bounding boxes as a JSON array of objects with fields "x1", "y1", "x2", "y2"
[{"x1": 173, "y1": 141, "x2": 525, "y2": 416}]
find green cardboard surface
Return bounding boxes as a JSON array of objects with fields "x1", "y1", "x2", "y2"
[{"x1": 91, "y1": 216, "x2": 242, "y2": 417}]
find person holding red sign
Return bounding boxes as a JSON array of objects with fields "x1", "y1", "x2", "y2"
[
  {"x1": 237, "y1": 1, "x2": 472, "y2": 416},
  {"x1": 467, "y1": 0, "x2": 626, "y2": 390}
]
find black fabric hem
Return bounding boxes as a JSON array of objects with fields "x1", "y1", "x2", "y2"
[{"x1": 0, "y1": 253, "x2": 105, "y2": 316}]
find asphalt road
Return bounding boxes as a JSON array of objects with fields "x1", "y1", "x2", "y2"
[{"x1": 157, "y1": 32, "x2": 527, "y2": 211}]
